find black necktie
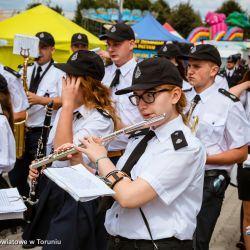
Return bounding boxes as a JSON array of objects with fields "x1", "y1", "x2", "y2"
[
  {"x1": 187, "y1": 94, "x2": 201, "y2": 121},
  {"x1": 122, "y1": 130, "x2": 156, "y2": 176},
  {"x1": 29, "y1": 66, "x2": 42, "y2": 93},
  {"x1": 98, "y1": 130, "x2": 156, "y2": 212},
  {"x1": 110, "y1": 69, "x2": 121, "y2": 88}
]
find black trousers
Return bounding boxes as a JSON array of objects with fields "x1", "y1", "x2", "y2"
[
  {"x1": 195, "y1": 173, "x2": 230, "y2": 250},
  {"x1": 107, "y1": 236, "x2": 193, "y2": 250},
  {"x1": 9, "y1": 129, "x2": 42, "y2": 197}
]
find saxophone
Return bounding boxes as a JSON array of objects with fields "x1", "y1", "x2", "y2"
[{"x1": 14, "y1": 48, "x2": 30, "y2": 159}]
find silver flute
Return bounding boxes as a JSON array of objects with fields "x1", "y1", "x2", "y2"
[{"x1": 30, "y1": 113, "x2": 166, "y2": 169}]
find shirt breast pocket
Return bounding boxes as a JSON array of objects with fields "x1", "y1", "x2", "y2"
[{"x1": 198, "y1": 114, "x2": 226, "y2": 143}]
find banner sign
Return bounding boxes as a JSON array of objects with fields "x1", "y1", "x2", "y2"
[{"x1": 133, "y1": 39, "x2": 165, "y2": 60}]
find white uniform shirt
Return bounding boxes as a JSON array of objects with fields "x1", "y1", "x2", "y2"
[
  {"x1": 188, "y1": 84, "x2": 250, "y2": 172},
  {"x1": 47, "y1": 105, "x2": 114, "y2": 168},
  {"x1": 0, "y1": 64, "x2": 29, "y2": 112},
  {"x1": 20, "y1": 61, "x2": 64, "y2": 127},
  {"x1": 182, "y1": 80, "x2": 195, "y2": 102},
  {"x1": 215, "y1": 75, "x2": 228, "y2": 90},
  {"x1": 0, "y1": 113, "x2": 16, "y2": 174},
  {"x1": 239, "y1": 90, "x2": 250, "y2": 121},
  {"x1": 105, "y1": 115, "x2": 206, "y2": 240},
  {"x1": 102, "y1": 58, "x2": 142, "y2": 151}
]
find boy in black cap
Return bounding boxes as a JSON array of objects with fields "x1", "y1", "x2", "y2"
[
  {"x1": 68, "y1": 57, "x2": 206, "y2": 250},
  {"x1": 9, "y1": 31, "x2": 64, "y2": 197},
  {"x1": 71, "y1": 33, "x2": 89, "y2": 52},
  {"x1": 185, "y1": 44, "x2": 250, "y2": 250},
  {"x1": 100, "y1": 23, "x2": 142, "y2": 164}
]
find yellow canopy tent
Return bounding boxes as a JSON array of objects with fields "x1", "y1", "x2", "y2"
[{"x1": 0, "y1": 5, "x2": 106, "y2": 70}]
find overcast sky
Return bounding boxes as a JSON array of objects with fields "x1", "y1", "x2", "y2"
[{"x1": 0, "y1": 0, "x2": 249, "y2": 18}]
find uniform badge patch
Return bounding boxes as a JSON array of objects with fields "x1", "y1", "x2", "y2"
[
  {"x1": 190, "y1": 46, "x2": 196, "y2": 54},
  {"x1": 110, "y1": 26, "x2": 116, "y2": 33},
  {"x1": 134, "y1": 66, "x2": 141, "y2": 79},
  {"x1": 71, "y1": 52, "x2": 78, "y2": 61},
  {"x1": 171, "y1": 130, "x2": 188, "y2": 150},
  {"x1": 162, "y1": 46, "x2": 167, "y2": 52}
]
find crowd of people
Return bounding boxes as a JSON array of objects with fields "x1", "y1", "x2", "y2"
[{"x1": 0, "y1": 22, "x2": 250, "y2": 250}]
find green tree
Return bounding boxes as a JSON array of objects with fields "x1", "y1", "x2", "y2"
[
  {"x1": 150, "y1": 0, "x2": 170, "y2": 24},
  {"x1": 168, "y1": 2, "x2": 203, "y2": 38},
  {"x1": 26, "y1": 1, "x2": 63, "y2": 15},
  {"x1": 216, "y1": 0, "x2": 245, "y2": 16},
  {"x1": 123, "y1": 0, "x2": 151, "y2": 11}
]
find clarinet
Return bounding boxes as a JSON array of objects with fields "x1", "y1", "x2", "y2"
[{"x1": 24, "y1": 101, "x2": 54, "y2": 223}]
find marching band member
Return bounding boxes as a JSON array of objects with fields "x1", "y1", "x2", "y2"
[
  {"x1": 185, "y1": 44, "x2": 250, "y2": 250},
  {"x1": 9, "y1": 31, "x2": 64, "y2": 197},
  {"x1": 70, "y1": 33, "x2": 89, "y2": 52},
  {"x1": 230, "y1": 70, "x2": 250, "y2": 250},
  {"x1": 0, "y1": 74, "x2": 16, "y2": 233},
  {"x1": 61, "y1": 57, "x2": 206, "y2": 250},
  {"x1": 100, "y1": 22, "x2": 143, "y2": 165},
  {"x1": 0, "y1": 63, "x2": 29, "y2": 121},
  {"x1": 0, "y1": 74, "x2": 15, "y2": 188},
  {"x1": 24, "y1": 50, "x2": 117, "y2": 250}
]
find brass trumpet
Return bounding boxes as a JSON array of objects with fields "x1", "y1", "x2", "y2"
[{"x1": 30, "y1": 113, "x2": 166, "y2": 169}]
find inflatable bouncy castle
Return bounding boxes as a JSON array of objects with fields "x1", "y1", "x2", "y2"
[{"x1": 187, "y1": 11, "x2": 250, "y2": 43}]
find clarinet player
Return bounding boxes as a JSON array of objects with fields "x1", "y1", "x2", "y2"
[{"x1": 24, "y1": 50, "x2": 118, "y2": 250}]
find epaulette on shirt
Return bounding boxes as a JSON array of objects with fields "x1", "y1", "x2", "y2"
[
  {"x1": 218, "y1": 88, "x2": 239, "y2": 102},
  {"x1": 96, "y1": 108, "x2": 112, "y2": 119},
  {"x1": 18, "y1": 62, "x2": 34, "y2": 69},
  {"x1": 171, "y1": 130, "x2": 188, "y2": 150},
  {"x1": 3, "y1": 66, "x2": 21, "y2": 78}
]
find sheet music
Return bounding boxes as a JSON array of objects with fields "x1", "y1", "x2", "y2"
[
  {"x1": 13, "y1": 34, "x2": 39, "y2": 58},
  {"x1": 0, "y1": 188, "x2": 27, "y2": 220},
  {"x1": 44, "y1": 164, "x2": 115, "y2": 202}
]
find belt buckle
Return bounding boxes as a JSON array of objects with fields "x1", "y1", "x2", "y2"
[{"x1": 108, "y1": 150, "x2": 124, "y2": 158}]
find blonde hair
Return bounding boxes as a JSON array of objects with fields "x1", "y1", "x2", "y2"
[
  {"x1": 157, "y1": 84, "x2": 187, "y2": 124},
  {"x1": 79, "y1": 76, "x2": 119, "y2": 128}
]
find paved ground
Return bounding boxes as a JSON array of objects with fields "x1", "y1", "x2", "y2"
[{"x1": 0, "y1": 185, "x2": 242, "y2": 249}]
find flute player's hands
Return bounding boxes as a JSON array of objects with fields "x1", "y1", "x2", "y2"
[{"x1": 75, "y1": 136, "x2": 107, "y2": 164}]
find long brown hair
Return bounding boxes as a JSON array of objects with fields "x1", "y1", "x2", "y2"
[
  {"x1": 79, "y1": 76, "x2": 119, "y2": 128},
  {"x1": 0, "y1": 74, "x2": 14, "y2": 132}
]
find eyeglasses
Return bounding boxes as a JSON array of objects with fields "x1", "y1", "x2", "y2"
[{"x1": 129, "y1": 89, "x2": 170, "y2": 106}]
